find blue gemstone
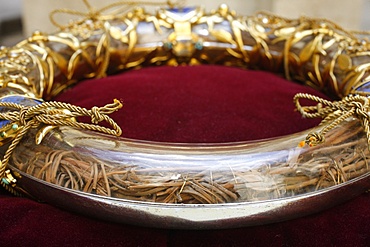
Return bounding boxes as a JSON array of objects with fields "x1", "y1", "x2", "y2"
[
  {"x1": 0, "y1": 95, "x2": 42, "y2": 129},
  {"x1": 167, "y1": 6, "x2": 196, "y2": 17},
  {"x1": 355, "y1": 81, "x2": 370, "y2": 93},
  {"x1": 2, "y1": 177, "x2": 9, "y2": 185},
  {"x1": 195, "y1": 41, "x2": 203, "y2": 50}
]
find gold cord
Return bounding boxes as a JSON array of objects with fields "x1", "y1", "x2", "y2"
[
  {"x1": 255, "y1": 10, "x2": 370, "y2": 39},
  {"x1": 49, "y1": 0, "x2": 185, "y2": 30},
  {"x1": 0, "y1": 99, "x2": 123, "y2": 191},
  {"x1": 294, "y1": 93, "x2": 370, "y2": 147}
]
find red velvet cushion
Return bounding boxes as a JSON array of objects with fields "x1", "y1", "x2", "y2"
[
  {"x1": 0, "y1": 65, "x2": 369, "y2": 246},
  {"x1": 55, "y1": 65, "x2": 324, "y2": 142}
]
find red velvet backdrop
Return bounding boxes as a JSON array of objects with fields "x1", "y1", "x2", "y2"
[{"x1": 0, "y1": 65, "x2": 369, "y2": 246}]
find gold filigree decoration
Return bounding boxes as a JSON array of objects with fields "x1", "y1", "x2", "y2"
[
  {"x1": 49, "y1": 0, "x2": 182, "y2": 31},
  {"x1": 2, "y1": 1, "x2": 370, "y2": 101}
]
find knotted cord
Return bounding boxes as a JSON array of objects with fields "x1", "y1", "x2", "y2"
[
  {"x1": 0, "y1": 99, "x2": 123, "y2": 191},
  {"x1": 294, "y1": 93, "x2": 370, "y2": 147}
]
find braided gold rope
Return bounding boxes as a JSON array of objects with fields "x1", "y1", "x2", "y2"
[
  {"x1": 0, "y1": 99, "x2": 123, "y2": 193},
  {"x1": 294, "y1": 93, "x2": 370, "y2": 147}
]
